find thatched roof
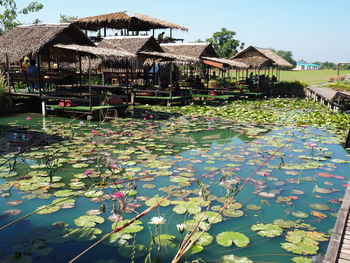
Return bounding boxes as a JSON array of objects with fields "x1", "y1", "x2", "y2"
[
  {"x1": 201, "y1": 56, "x2": 248, "y2": 69},
  {"x1": 98, "y1": 36, "x2": 163, "y2": 55},
  {"x1": 139, "y1": 51, "x2": 199, "y2": 63},
  {"x1": 232, "y1": 56, "x2": 272, "y2": 68},
  {"x1": 161, "y1": 43, "x2": 218, "y2": 59},
  {"x1": 73, "y1": 11, "x2": 188, "y2": 32},
  {"x1": 231, "y1": 46, "x2": 293, "y2": 68},
  {"x1": 51, "y1": 44, "x2": 135, "y2": 61},
  {"x1": 0, "y1": 23, "x2": 94, "y2": 63}
]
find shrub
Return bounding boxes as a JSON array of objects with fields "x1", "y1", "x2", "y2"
[{"x1": 272, "y1": 81, "x2": 307, "y2": 97}]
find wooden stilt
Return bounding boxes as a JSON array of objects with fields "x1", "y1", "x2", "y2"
[
  {"x1": 345, "y1": 130, "x2": 350, "y2": 148},
  {"x1": 88, "y1": 56, "x2": 92, "y2": 110}
]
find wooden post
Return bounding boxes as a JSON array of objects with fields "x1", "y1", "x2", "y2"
[
  {"x1": 36, "y1": 53, "x2": 42, "y2": 97},
  {"x1": 170, "y1": 28, "x2": 173, "y2": 41},
  {"x1": 345, "y1": 129, "x2": 350, "y2": 148},
  {"x1": 79, "y1": 55, "x2": 82, "y2": 87},
  {"x1": 337, "y1": 63, "x2": 340, "y2": 76},
  {"x1": 104, "y1": 27, "x2": 107, "y2": 37},
  {"x1": 88, "y1": 56, "x2": 92, "y2": 110},
  {"x1": 41, "y1": 100, "x2": 46, "y2": 116}
]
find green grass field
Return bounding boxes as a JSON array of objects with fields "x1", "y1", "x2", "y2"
[{"x1": 280, "y1": 69, "x2": 350, "y2": 85}]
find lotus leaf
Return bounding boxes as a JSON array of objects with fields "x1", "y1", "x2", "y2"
[
  {"x1": 112, "y1": 219, "x2": 144, "y2": 233},
  {"x1": 308, "y1": 203, "x2": 330, "y2": 211},
  {"x1": 145, "y1": 196, "x2": 170, "y2": 207},
  {"x1": 72, "y1": 163, "x2": 89, "y2": 168},
  {"x1": 36, "y1": 205, "x2": 60, "y2": 215},
  {"x1": 273, "y1": 219, "x2": 296, "y2": 229},
  {"x1": 291, "y1": 211, "x2": 309, "y2": 218},
  {"x1": 173, "y1": 202, "x2": 201, "y2": 214},
  {"x1": 221, "y1": 254, "x2": 254, "y2": 263},
  {"x1": 194, "y1": 211, "x2": 223, "y2": 223},
  {"x1": 224, "y1": 209, "x2": 244, "y2": 218},
  {"x1": 84, "y1": 190, "x2": 104, "y2": 198},
  {"x1": 251, "y1": 224, "x2": 283, "y2": 237},
  {"x1": 216, "y1": 231, "x2": 250, "y2": 247},
  {"x1": 281, "y1": 242, "x2": 318, "y2": 255},
  {"x1": 311, "y1": 211, "x2": 327, "y2": 219},
  {"x1": 184, "y1": 219, "x2": 210, "y2": 231},
  {"x1": 54, "y1": 189, "x2": 75, "y2": 197},
  {"x1": 154, "y1": 234, "x2": 177, "y2": 247},
  {"x1": 188, "y1": 245, "x2": 204, "y2": 255},
  {"x1": 74, "y1": 215, "x2": 104, "y2": 227},
  {"x1": 190, "y1": 232, "x2": 213, "y2": 246},
  {"x1": 292, "y1": 257, "x2": 312, "y2": 263},
  {"x1": 246, "y1": 204, "x2": 262, "y2": 211}
]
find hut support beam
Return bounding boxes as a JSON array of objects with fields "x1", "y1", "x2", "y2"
[{"x1": 88, "y1": 56, "x2": 92, "y2": 110}]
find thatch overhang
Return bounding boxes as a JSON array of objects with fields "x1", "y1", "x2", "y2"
[
  {"x1": 73, "y1": 11, "x2": 188, "y2": 32},
  {"x1": 139, "y1": 51, "x2": 199, "y2": 64},
  {"x1": 231, "y1": 46, "x2": 293, "y2": 68},
  {"x1": 231, "y1": 56, "x2": 272, "y2": 69},
  {"x1": 0, "y1": 23, "x2": 95, "y2": 63},
  {"x1": 97, "y1": 36, "x2": 163, "y2": 55},
  {"x1": 51, "y1": 44, "x2": 136, "y2": 62},
  {"x1": 160, "y1": 43, "x2": 218, "y2": 59},
  {"x1": 201, "y1": 56, "x2": 248, "y2": 69}
]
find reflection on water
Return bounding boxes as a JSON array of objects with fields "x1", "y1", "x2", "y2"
[{"x1": 0, "y1": 114, "x2": 349, "y2": 263}]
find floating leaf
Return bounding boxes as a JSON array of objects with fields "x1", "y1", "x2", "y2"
[
  {"x1": 74, "y1": 215, "x2": 104, "y2": 227},
  {"x1": 145, "y1": 196, "x2": 170, "y2": 207},
  {"x1": 292, "y1": 257, "x2": 312, "y2": 263},
  {"x1": 154, "y1": 234, "x2": 177, "y2": 247},
  {"x1": 112, "y1": 219, "x2": 144, "y2": 233},
  {"x1": 308, "y1": 203, "x2": 330, "y2": 211},
  {"x1": 246, "y1": 204, "x2": 261, "y2": 211},
  {"x1": 216, "y1": 231, "x2": 250, "y2": 247},
  {"x1": 291, "y1": 211, "x2": 309, "y2": 218},
  {"x1": 36, "y1": 205, "x2": 60, "y2": 215},
  {"x1": 251, "y1": 224, "x2": 283, "y2": 237},
  {"x1": 188, "y1": 245, "x2": 204, "y2": 255},
  {"x1": 221, "y1": 254, "x2": 253, "y2": 263},
  {"x1": 273, "y1": 219, "x2": 296, "y2": 229}
]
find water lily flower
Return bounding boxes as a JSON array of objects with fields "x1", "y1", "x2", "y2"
[
  {"x1": 129, "y1": 121, "x2": 134, "y2": 124},
  {"x1": 113, "y1": 192, "x2": 124, "y2": 198},
  {"x1": 149, "y1": 216, "x2": 166, "y2": 225},
  {"x1": 176, "y1": 223, "x2": 186, "y2": 233},
  {"x1": 109, "y1": 164, "x2": 120, "y2": 170},
  {"x1": 260, "y1": 172, "x2": 269, "y2": 177},
  {"x1": 83, "y1": 171, "x2": 92, "y2": 175},
  {"x1": 289, "y1": 196, "x2": 298, "y2": 200},
  {"x1": 149, "y1": 115, "x2": 154, "y2": 119},
  {"x1": 25, "y1": 117, "x2": 31, "y2": 120},
  {"x1": 306, "y1": 142, "x2": 317, "y2": 148},
  {"x1": 91, "y1": 130, "x2": 97, "y2": 134},
  {"x1": 210, "y1": 116, "x2": 215, "y2": 121}
]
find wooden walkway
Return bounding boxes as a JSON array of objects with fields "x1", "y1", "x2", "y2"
[
  {"x1": 324, "y1": 180, "x2": 350, "y2": 263},
  {"x1": 306, "y1": 86, "x2": 350, "y2": 111}
]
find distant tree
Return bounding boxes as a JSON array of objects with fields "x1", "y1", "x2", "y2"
[
  {"x1": 205, "y1": 28, "x2": 244, "y2": 58},
  {"x1": 0, "y1": 0, "x2": 43, "y2": 34},
  {"x1": 269, "y1": 48, "x2": 296, "y2": 66},
  {"x1": 59, "y1": 14, "x2": 78, "y2": 23}
]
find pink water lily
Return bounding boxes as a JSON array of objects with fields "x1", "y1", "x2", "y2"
[
  {"x1": 260, "y1": 172, "x2": 269, "y2": 177},
  {"x1": 25, "y1": 117, "x2": 31, "y2": 120},
  {"x1": 306, "y1": 142, "x2": 317, "y2": 148},
  {"x1": 113, "y1": 192, "x2": 124, "y2": 198},
  {"x1": 83, "y1": 171, "x2": 92, "y2": 175},
  {"x1": 91, "y1": 130, "x2": 97, "y2": 134}
]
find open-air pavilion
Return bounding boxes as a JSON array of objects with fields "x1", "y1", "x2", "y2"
[
  {"x1": 73, "y1": 11, "x2": 188, "y2": 42},
  {"x1": 0, "y1": 23, "x2": 135, "y2": 116},
  {"x1": 231, "y1": 46, "x2": 293, "y2": 90}
]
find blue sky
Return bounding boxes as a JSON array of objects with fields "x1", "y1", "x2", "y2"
[{"x1": 17, "y1": 0, "x2": 350, "y2": 62}]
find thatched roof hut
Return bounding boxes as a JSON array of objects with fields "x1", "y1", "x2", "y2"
[
  {"x1": 231, "y1": 46, "x2": 293, "y2": 68},
  {"x1": 98, "y1": 36, "x2": 163, "y2": 55},
  {"x1": 73, "y1": 11, "x2": 188, "y2": 32},
  {"x1": 161, "y1": 43, "x2": 218, "y2": 59},
  {"x1": 0, "y1": 23, "x2": 95, "y2": 63}
]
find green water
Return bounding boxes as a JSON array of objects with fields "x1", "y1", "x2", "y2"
[{"x1": 0, "y1": 113, "x2": 349, "y2": 263}]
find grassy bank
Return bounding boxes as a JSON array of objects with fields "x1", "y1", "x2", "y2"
[{"x1": 280, "y1": 69, "x2": 350, "y2": 85}]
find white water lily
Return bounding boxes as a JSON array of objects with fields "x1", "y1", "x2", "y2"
[
  {"x1": 149, "y1": 216, "x2": 166, "y2": 225},
  {"x1": 176, "y1": 223, "x2": 186, "y2": 233}
]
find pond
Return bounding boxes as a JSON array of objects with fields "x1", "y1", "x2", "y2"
[{"x1": 0, "y1": 110, "x2": 349, "y2": 263}]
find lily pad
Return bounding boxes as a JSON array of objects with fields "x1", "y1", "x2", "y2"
[
  {"x1": 292, "y1": 211, "x2": 309, "y2": 218},
  {"x1": 221, "y1": 254, "x2": 254, "y2": 263},
  {"x1": 308, "y1": 203, "x2": 330, "y2": 211},
  {"x1": 112, "y1": 219, "x2": 144, "y2": 233},
  {"x1": 145, "y1": 196, "x2": 171, "y2": 207},
  {"x1": 251, "y1": 224, "x2": 283, "y2": 237},
  {"x1": 246, "y1": 204, "x2": 262, "y2": 211},
  {"x1": 216, "y1": 231, "x2": 250, "y2": 247},
  {"x1": 74, "y1": 215, "x2": 104, "y2": 227},
  {"x1": 154, "y1": 234, "x2": 177, "y2": 247},
  {"x1": 36, "y1": 205, "x2": 60, "y2": 215}
]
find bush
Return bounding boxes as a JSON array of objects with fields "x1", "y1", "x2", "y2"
[
  {"x1": 272, "y1": 81, "x2": 307, "y2": 97},
  {"x1": 328, "y1": 81, "x2": 350, "y2": 92}
]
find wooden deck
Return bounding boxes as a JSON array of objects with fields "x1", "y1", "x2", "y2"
[
  {"x1": 306, "y1": 86, "x2": 350, "y2": 111},
  {"x1": 324, "y1": 180, "x2": 350, "y2": 263}
]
